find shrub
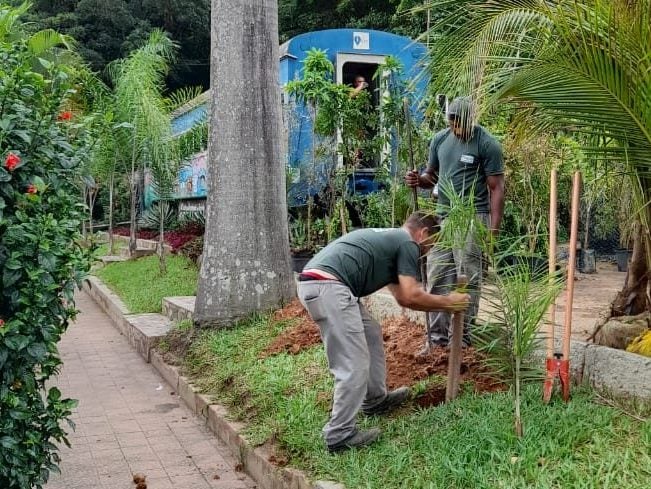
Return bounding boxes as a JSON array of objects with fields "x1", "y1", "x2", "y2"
[{"x1": 0, "y1": 17, "x2": 92, "y2": 488}]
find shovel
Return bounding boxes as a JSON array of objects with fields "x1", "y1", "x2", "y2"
[{"x1": 446, "y1": 274, "x2": 468, "y2": 402}]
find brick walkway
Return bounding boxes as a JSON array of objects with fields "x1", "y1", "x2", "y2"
[{"x1": 46, "y1": 292, "x2": 257, "y2": 489}]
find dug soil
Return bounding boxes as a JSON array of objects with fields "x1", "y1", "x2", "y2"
[{"x1": 262, "y1": 299, "x2": 504, "y2": 407}]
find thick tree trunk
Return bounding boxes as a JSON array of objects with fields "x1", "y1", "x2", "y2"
[
  {"x1": 612, "y1": 216, "x2": 651, "y2": 316},
  {"x1": 194, "y1": 0, "x2": 294, "y2": 328}
]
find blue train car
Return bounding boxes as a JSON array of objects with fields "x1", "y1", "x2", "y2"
[
  {"x1": 281, "y1": 29, "x2": 427, "y2": 206},
  {"x1": 162, "y1": 29, "x2": 428, "y2": 211}
]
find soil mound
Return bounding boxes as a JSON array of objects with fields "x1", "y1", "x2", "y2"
[
  {"x1": 262, "y1": 300, "x2": 504, "y2": 399},
  {"x1": 262, "y1": 299, "x2": 321, "y2": 357}
]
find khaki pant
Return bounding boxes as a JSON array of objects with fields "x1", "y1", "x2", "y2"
[
  {"x1": 426, "y1": 213, "x2": 489, "y2": 344},
  {"x1": 297, "y1": 280, "x2": 387, "y2": 446}
]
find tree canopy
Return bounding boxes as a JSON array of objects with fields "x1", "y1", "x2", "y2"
[{"x1": 14, "y1": 0, "x2": 431, "y2": 90}]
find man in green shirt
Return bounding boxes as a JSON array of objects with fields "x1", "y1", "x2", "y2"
[
  {"x1": 405, "y1": 96, "x2": 505, "y2": 350},
  {"x1": 297, "y1": 211, "x2": 470, "y2": 453}
]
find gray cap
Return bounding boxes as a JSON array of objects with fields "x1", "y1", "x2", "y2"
[{"x1": 447, "y1": 96, "x2": 475, "y2": 119}]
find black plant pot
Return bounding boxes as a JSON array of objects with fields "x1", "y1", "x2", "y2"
[
  {"x1": 291, "y1": 250, "x2": 313, "y2": 273},
  {"x1": 615, "y1": 248, "x2": 633, "y2": 272},
  {"x1": 579, "y1": 249, "x2": 596, "y2": 273},
  {"x1": 499, "y1": 254, "x2": 550, "y2": 276}
]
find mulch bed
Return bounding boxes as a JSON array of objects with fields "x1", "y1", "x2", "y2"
[{"x1": 261, "y1": 299, "x2": 505, "y2": 407}]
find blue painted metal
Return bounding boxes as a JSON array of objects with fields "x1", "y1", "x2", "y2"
[
  {"x1": 171, "y1": 104, "x2": 207, "y2": 136},
  {"x1": 280, "y1": 29, "x2": 428, "y2": 207},
  {"x1": 167, "y1": 28, "x2": 428, "y2": 208}
]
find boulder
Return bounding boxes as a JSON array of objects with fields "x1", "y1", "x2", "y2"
[{"x1": 593, "y1": 312, "x2": 651, "y2": 349}]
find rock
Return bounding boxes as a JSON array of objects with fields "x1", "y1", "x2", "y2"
[{"x1": 594, "y1": 313, "x2": 651, "y2": 349}]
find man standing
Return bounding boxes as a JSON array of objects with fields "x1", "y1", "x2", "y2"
[
  {"x1": 405, "y1": 96, "x2": 505, "y2": 350},
  {"x1": 297, "y1": 212, "x2": 470, "y2": 453}
]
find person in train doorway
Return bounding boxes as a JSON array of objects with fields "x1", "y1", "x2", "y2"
[
  {"x1": 349, "y1": 74, "x2": 372, "y2": 167},
  {"x1": 297, "y1": 211, "x2": 470, "y2": 453},
  {"x1": 405, "y1": 96, "x2": 505, "y2": 353}
]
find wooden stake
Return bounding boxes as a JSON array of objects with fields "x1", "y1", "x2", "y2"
[{"x1": 446, "y1": 274, "x2": 468, "y2": 402}]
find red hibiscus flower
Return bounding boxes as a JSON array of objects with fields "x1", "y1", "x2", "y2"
[
  {"x1": 0, "y1": 319, "x2": 4, "y2": 328},
  {"x1": 4, "y1": 153, "x2": 20, "y2": 171},
  {"x1": 27, "y1": 184, "x2": 37, "y2": 194},
  {"x1": 57, "y1": 111, "x2": 73, "y2": 121}
]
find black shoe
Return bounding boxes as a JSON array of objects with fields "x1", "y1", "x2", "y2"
[
  {"x1": 326, "y1": 428, "x2": 381, "y2": 453},
  {"x1": 362, "y1": 387, "x2": 411, "y2": 416}
]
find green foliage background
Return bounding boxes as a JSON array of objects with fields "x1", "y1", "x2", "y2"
[{"x1": 13, "y1": 1, "x2": 432, "y2": 90}]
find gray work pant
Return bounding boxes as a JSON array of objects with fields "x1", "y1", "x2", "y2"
[
  {"x1": 427, "y1": 213, "x2": 489, "y2": 344},
  {"x1": 297, "y1": 280, "x2": 387, "y2": 446}
]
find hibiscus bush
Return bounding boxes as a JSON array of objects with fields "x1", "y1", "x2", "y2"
[{"x1": 0, "y1": 17, "x2": 92, "y2": 489}]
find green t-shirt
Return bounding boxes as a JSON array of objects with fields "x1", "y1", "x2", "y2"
[
  {"x1": 305, "y1": 228, "x2": 421, "y2": 297},
  {"x1": 427, "y1": 125, "x2": 504, "y2": 215}
]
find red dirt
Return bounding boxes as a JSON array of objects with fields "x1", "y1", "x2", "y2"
[
  {"x1": 261, "y1": 300, "x2": 505, "y2": 406},
  {"x1": 261, "y1": 300, "x2": 321, "y2": 356}
]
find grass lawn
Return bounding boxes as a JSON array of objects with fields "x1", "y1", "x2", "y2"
[
  {"x1": 171, "y1": 314, "x2": 651, "y2": 489},
  {"x1": 95, "y1": 254, "x2": 198, "y2": 313}
]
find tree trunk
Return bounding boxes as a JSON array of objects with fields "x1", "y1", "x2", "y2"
[
  {"x1": 612, "y1": 214, "x2": 651, "y2": 317},
  {"x1": 129, "y1": 151, "x2": 138, "y2": 255},
  {"x1": 158, "y1": 200, "x2": 167, "y2": 275},
  {"x1": 108, "y1": 173, "x2": 115, "y2": 255},
  {"x1": 194, "y1": 0, "x2": 294, "y2": 328}
]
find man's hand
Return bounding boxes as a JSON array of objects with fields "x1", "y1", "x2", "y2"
[
  {"x1": 405, "y1": 170, "x2": 420, "y2": 188},
  {"x1": 443, "y1": 292, "x2": 471, "y2": 312}
]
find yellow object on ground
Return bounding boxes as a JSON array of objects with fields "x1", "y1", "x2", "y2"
[{"x1": 626, "y1": 329, "x2": 651, "y2": 357}]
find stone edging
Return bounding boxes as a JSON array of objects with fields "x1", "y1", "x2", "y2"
[
  {"x1": 82, "y1": 276, "x2": 344, "y2": 489},
  {"x1": 97, "y1": 231, "x2": 173, "y2": 254}
]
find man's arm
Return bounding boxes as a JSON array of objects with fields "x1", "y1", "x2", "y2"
[
  {"x1": 487, "y1": 174, "x2": 505, "y2": 234},
  {"x1": 405, "y1": 169, "x2": 436, "y2": 189},
  {"x1": 405, "y1": 132, "x2": 443, "y2": 189},
  {"x1": 388, "y1": 275, "x2": 469, "y2": 312}
]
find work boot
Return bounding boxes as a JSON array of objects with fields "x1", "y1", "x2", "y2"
[
  {"x1": 326, "y1": 428, "x2": 381, "y2": 453},
  {"x1": 362, "y1": 387, "x2": 411, "y2": 416}
]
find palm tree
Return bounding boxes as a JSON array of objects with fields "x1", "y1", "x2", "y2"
[
  {"x1": 194, "y1": 0, "x2": 294, "y2": 328},
  {"x1": 109, "y1": 29, "x2": 179, "y2": 271},
  {"x1": 424, "y1": 0, "x2": 651, "y2": 316}
]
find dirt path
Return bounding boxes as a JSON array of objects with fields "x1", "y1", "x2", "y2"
[{"x1": 551, "y1": 261, "x2": 624, "y2": 340}]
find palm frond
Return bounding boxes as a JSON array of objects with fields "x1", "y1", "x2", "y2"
[
  {"x1": 28, "y1": 29, "x2": 74, "y2": 55},
  {"x1": 425, "y1": 0, "x2": 651, "y2": 170},
  {"x1": 111, "y1": 29, "x2": 180, "y2": 199},
  {"x1": 0, "y1": 1, "x2": 29, "y2": 41},
  {"x1": 167, "y1": 86, "x2": 206, "y2": 112}
]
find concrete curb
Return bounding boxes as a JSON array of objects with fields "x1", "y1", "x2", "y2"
[
  {"x1": 82, "y1": 277, "x2": 174, "y2": 362},
  {"x1": 84, "y1": 276, "x2": 344, "y2": 489}
]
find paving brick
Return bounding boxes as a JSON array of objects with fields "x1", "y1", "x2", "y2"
[{"x1": 45, "y1": 292, "x2": 256, "y2": 489}]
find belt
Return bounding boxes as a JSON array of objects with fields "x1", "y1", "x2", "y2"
[{"x1": 298, "y1": 271, "x2": 339, "y2": 282}]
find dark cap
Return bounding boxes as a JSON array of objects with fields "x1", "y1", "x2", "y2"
[{"x1": 447, "y1": 96, "x2": 475, "y2": 120}]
